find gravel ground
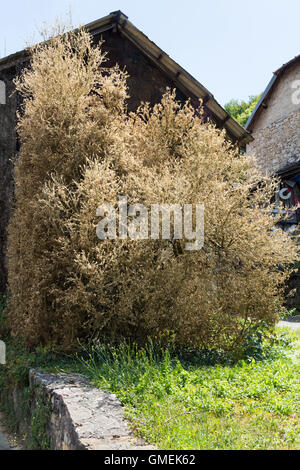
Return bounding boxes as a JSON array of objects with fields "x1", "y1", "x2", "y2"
[
  {"x1": 0, "y1": 413, "x2": 21, "y2": 450},
  {"x1": 278, "y1": 321, "x2": 300, "y2": 331},
  {"x1": 278, "y1": 315, "x2": 300, "y2": 331}
]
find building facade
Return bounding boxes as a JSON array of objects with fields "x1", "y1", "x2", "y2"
[
  {"x1": 246, "y1": 56, "x2": 300, "y2": 175},
  {"x1": 246, "y1": 56, "x2": 300, "y2": 305}
]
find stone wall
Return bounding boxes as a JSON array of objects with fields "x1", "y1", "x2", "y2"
[
  {"x1": 0, "y1": 368, "x2": 154, "y2": 450},
  {"x1": 247, "y1": 62, "x2": 300, "y2": 175},
  {"x1": 247, "y1": 109, "x2": 300, "y2": 174},
  {"x1": 251, "y1": 63, "x2": 300, "y2": 131},
  {"x1": 0, "y1": 67, "x2": 18, "y2": 293},
  {"x1": 246, "y1": 61, "x2": 300, "y2": 307}
]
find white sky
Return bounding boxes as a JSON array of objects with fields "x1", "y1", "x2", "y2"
[{"x1": 1, "y1": 0, "x2": 299, "y2": 105}]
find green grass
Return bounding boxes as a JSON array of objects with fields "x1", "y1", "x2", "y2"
[
  {"x1": 73, "y1": 329, "x2": 300, "y2": 450},
  {"x1": 1, "y1": 291, "x2": 299, "y2": 450}
]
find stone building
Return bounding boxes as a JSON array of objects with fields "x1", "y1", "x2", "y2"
[
  {"x1": 246, "y1": 55, "x2": 300, "y2": 175},
  {"x1": 246, "y1": 55, "x2": 300, "y2": 305},
  {"x1": 0, "y1": 10, "x2": 252, "y2": 293},
  {"x1": 246, "y1": 55, "x2": 300, "y2": 231}
]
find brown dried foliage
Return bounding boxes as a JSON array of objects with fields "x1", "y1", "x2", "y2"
[{"x1": 6, "y1": 29, "x2": 299, "y2": 350}]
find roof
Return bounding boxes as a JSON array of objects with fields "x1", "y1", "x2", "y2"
[
  {"x1": 0, "y1": 10, "x2": 252, "y2": 144},
  {"x1": 245, "y1": 54, "x2": 300, "y2": 131}
]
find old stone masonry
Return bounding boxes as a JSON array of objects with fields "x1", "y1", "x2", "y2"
[{"x1": 3, "y1": 369, "x2": 155, "y2": 451}]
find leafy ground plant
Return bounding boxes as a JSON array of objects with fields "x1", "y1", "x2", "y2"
[
  {"x1": 0, "y1": 327, "x2": 299, "y2": 450},
  {"x1": 76, "y1": 329, "x2": 300, "y2": 450}
]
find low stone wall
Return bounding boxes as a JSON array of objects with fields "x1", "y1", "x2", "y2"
[{"x1": 0, "y1": 369, "x2": 154, "y2": 450}]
